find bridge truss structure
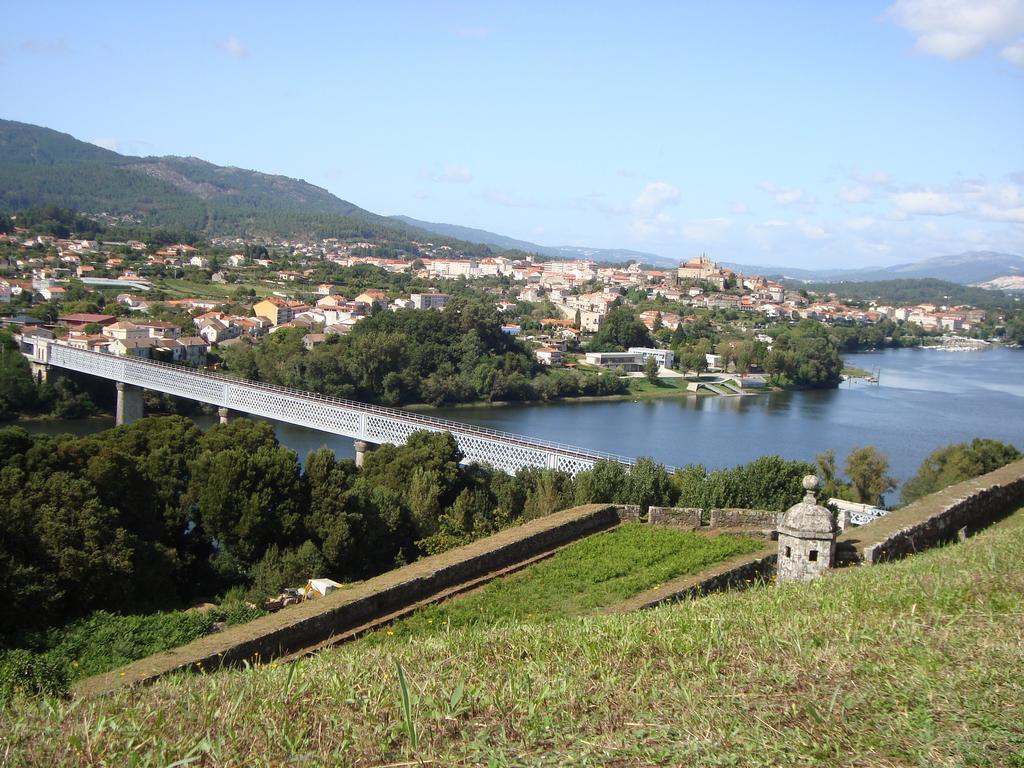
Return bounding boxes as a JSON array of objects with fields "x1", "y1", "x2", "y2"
[{"x1": 33, "y1": 342, "x2": 644, "y2": 476}]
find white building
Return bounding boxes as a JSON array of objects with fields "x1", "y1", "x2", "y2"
[
  {"x1": 410, "y1": 292, "x2": 449, "y2": 310},
  {"x1": 627, "y1": 347, "x2": 675, "y2": 369}
]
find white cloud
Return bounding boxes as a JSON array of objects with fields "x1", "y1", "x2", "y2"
[
  {"x1": 978, "y1": 203, "x2": 1024, "y2": 222},
  {"x1": 220, "y1": 36, "x2": 249, "y2": 59},
  {"x1": 631, "y1": 181, "x2": 680, "y2": 215},
  {"x1": 420, "y1": 164, "x2": 473, "y2": 184},
  {"x1": 758, "y1": 181, "x2": 804, "y2": 206},
  {"x1": 91, "y1": 137, "x2": 120, "y2": 152},
  {"x1": 885, "y1": 0, "x2": 1024, "y2": 64},
  {"x1": 845, "y1": 216, "x2": 876, "y2": 231},
  {"x1": 629, "y1": 212, "x2": 676, "y2": 240},
  {"x1": 892, "y1": 190, "x2": 966, "y2": 215},
  {"x1": 839, "y1": 184, "x2": 873, "y2": 203},
  {"x1": 732, "y1": 202, "x2": 751, "y2": 214},
  {"x1": 1001, "y1": 37, "x2": 1024, "y2": 65}
]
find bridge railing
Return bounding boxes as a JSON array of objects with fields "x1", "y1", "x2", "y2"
[{"x1": 42, "y1": 343, "x2": 655, "y2": 468}]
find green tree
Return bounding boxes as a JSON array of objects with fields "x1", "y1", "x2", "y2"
[
  {"x1": 643, "y1": 354, "x2": 660, "y2": 384},
  {"x1": 590, "y1": 306, "x2": 652, "y2": 351},
  {"x1": 844, "y1": 447, "x2": 897, "y2": 507},
  {"x1": 901, "y1": 439, "x2": 1020, "y2": 505}
]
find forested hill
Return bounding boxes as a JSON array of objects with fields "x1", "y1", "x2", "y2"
[
  {"x1": 788, "y1": 278, "x2": 1014, "y2": 310},
  {"x1": 0, "y1": 119, "x2": 436, "y2": 243}
]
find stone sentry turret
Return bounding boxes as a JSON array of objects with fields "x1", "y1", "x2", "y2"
[{"x1": 777, "y1": 475, "x2": 837, "y2": 583}]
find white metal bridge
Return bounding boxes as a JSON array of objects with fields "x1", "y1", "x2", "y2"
[{"x1": 29, "y1": 341, "x2": 642, "y2": 475}]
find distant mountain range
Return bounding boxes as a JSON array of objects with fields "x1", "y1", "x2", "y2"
[
  {"x1": 390, "y1": 215, "x2": 676, "y2": 267},
  {"x1": 723, "y1": 251, "x2": 1024, "y2": 288}
]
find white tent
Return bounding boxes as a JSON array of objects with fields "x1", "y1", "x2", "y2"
[{"x1": 303, "y1": 578, "x2": 344, "y2": 599}]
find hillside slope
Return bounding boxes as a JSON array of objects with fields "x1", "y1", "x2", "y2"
[
  {"x1": 727, "y1": 250, "x2": 1024, "y2": 286},
  {"x1": 5, "y1": 510, "x2": 1022, "y2": 766},
  {"x1": 0, "y1": 119, "x2": 423, "y2": 241}
]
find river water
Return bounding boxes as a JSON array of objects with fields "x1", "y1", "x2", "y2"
[{"x1": 18, "y1": 347, "x2": 1024, "y2": 483}]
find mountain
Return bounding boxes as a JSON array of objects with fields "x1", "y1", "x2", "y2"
[
  {"x1": 392, "y1": 214, "x2": 676, "y2": 266},
  {"x1": 0, "y1": 119, "x2": 429, "y2": 242},
  {"x1": 724, "y1": 251, "x2": 1024, "y2": 287}
]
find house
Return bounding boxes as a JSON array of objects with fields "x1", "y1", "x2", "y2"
[
  {"x1": 108, "y1": 336, "x2": 158, "y2": 358},
  {"x1": 410, "y1": 292, "x2": 449, "y2": 310},
  {"x1": 59, "y1": 313, "x2": 117, "y2": 332},
  {"x1": 252, "y1": 297, "x2": 295, "y2": 326},
  {"x1": 227, "y1": 254, "x2": 246, "y2": 267},
  {"x1": 175, "y1": 337, "x2": 209, "y2": 366},
  {"x1": 102, "y1": 321, "x2": 149, "y2": 341},
  {"x1": 197, "y1": 318, "x2": 238, "y2": 344},
  {"x1": 316, "y1": 283, "x2": 339, "y2": 296},
  {"x1": 134, "y1": 320, "x2": 181, "y2": 340},
  {"x1": 535, "y1": 346, "x2": 562, "y2": 366},
  {"x1": 353, "y1": 290, "x2": 388, "y2": 306},
  {"x1": 303, "y1": 333, "x2": 328, "y2": 350},
  {"x1": 316, "y1": 294, "x2": 346, "y2": 309}
]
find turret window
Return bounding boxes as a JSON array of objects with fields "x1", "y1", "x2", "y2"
[
  {"x1": 809, "y1": 550, "x2": 818, "y2": 562},
  {"x1": 785, "y1": 546, "x2": 791, "y2": 557}
]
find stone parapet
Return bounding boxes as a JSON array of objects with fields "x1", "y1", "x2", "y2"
[
  {"x1": 78, "y1": 503, "x2": 619, "y2": 696},
  {"x1": 839, "y1": 457, "x2": 1024, "y2": 564}
]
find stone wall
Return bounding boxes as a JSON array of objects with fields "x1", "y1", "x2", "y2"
[
  {"x1": 621, "y1": 504, "x2": 776, "y2": 533},
  {"x1": 614, "y1": 504, "x2": 643, "y2": 522},
  {"x1": 709, "y1": 507, "x2": 777, "y2": 529},
  {"x1": 79, "y1": 503, "x2": 619, "y2": 696},
  {"x1": 839, "y1": 457, "x2": 1024, "y2": 564},
  {"x1": 647, "y1": 506, "x2": 701, "y2": 529}
]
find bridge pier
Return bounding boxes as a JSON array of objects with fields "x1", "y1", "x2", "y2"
[
  {"x1": 353, "y1": 439, "x2": 378, "y2": 468},
  {"x1": 28, "y1": 361, "x2": 56, "y2": 385},
  {"x1": 115, "y1": 382, "x2": 144, "y2": 426},
  {"x1": 218, "y1": 407, "x2": 232, "y2": 425}
]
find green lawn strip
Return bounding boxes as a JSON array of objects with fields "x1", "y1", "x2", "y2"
[
  {"x1": 362, "y1": 524, "x2": 762, "y2": 645},
  {"x1": 3, "y1": 510, "x2": 1023, "y2": 766},
  {"x1": 0, "y1": 603, "x2": 264, "y2": 698},
  {"x1": 153, "y1": 277, "x2": 272, "y2": 300}
]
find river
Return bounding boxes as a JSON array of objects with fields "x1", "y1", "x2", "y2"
[{"x1": 17, "y1": 346, "x2": 1024, "y2": 483}]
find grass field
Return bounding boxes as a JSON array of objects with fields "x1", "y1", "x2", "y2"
[
  {"x1": 362, "y1": 524, "x2": 762, "y2": 645},
  {"x1": 153, "y1": 277, "x2": 276, "y2": 300},
  {"x1": 625, "y1": 376, "x2": 694, "y2": 397},
  {"x1": 3, "y1": 512, "x2": 1022, "y2": 766}
]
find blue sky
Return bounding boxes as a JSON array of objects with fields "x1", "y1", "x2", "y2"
[{"x1": 2, "y1": 0, "x2": 1023, "y2": 267}]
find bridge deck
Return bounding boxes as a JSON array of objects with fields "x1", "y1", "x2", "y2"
[{"x1": 33, "y1": 342, "x2": 654, "y2": 475}]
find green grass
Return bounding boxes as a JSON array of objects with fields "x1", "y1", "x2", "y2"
[
  {"x1": 626, "y1": 376, "x2": 693, "y2": 396},
  {"x1": 0, "y1": 603, "x2": 264, "y2": 702},
  {"x1": 3, "y1": 512, "x2": 1023, "y2": 766},
  {"x1": 364, "y1": 524, "x2": 761, "y2": 645},
  {"x1": 153, "y1": 276, "x2": 274, "y2": 300}
]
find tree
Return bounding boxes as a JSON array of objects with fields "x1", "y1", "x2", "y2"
[
  {"x1": 815, "y1": 449, "x2": 852, "y2": 500},
  {"x1": 643, "y1": 355, "x2": 660, "y2": 384},
  {"x1": 590, "y1": 307, "x2": 652, "y2": 351},
  {"x1": 844, "y1": 447, "x2": 897, "y2": 506},
  {"x1": 901, "y1": 439, "x2": 1020, "y2": 505}
]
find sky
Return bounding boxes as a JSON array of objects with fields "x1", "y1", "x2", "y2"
[{"x1": 2, "y1": 0, "x2": 1023, "y2": 268}]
